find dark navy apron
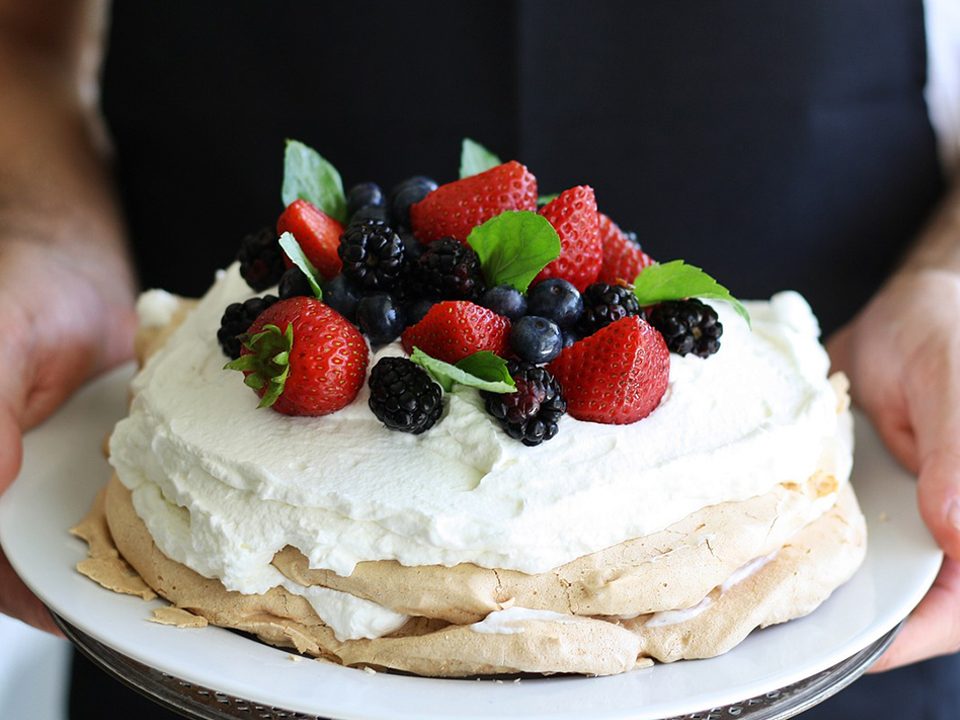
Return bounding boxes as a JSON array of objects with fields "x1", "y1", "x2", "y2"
[{"x1": 75, "y1": 1, "x2": 950, "y2": 718}]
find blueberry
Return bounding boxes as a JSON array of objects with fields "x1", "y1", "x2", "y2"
[
  {"x1": 561, "y1": 328, "x2": 578, "y2": 349},
  {"x1": 401, "y1": 232, "x2": 427, "y2": 264},
  {"x1": 480, "y1": 285, "x2": 527, "y2": 320},
  {"x1": 404, "y1": 298, "x2": 434, "y2": 327},
  {"x1": 527, "y1": 279, "x2": 583, "y2": 328},
  {"x1": 357, "y1": 293, "x2": 405, "y2": 345},
  {"x1": 349, "y1": 205, "x2": 389, "y2": 225},
  {"x1": 322, "y1": 274, "x2": 361, "y2": 323},
  {"x1": 347, "y1": 182, "x2": 385, "y2": 217},
  {"x1": 510, "y1": 316, "x2": 563, "y2": 364},
  {"x1": 389, "y1": 176, "x2": 437, "y2": 229},
  {"x1": 278, "y1": 266, "x2": 313, "y2": 299}
]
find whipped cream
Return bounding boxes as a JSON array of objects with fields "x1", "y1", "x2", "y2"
[
  {"x1": 111, "y1": 264, "x2": 851, "y2": 600},
  {"x1": 469, "y1": 607, "x2": 577, "y2": 635}
]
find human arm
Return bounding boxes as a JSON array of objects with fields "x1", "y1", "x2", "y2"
[
  {"x1": 0, "y1": 0, "x2": 136, "y2": 632},
  {"x1": 828, "y1": 179, "x2": 960, "y2": 671}
]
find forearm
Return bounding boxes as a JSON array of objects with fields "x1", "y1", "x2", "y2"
[
  {"x1": 901, "y1": 179, "x2": 960, "y2": 275},
  {"x1": 0, "y1": 0, "x2": 134, "y2": 308}
]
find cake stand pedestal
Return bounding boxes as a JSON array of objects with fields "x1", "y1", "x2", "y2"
[{"x1": 55, "y1": 614, "x2": 899, "y2": 720}]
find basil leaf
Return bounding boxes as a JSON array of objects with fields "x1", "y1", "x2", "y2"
[
  {"x1": 278, "y1": 232, "x2": 323, "y2": 300},
  {"x1": 537, "y1": 193, "x2": 559, "y2": 206},
  {"x1": 410, "y1": 348, "x2": 516, "y2": 394},
  {"x1": 633, "y1": 260, "x2": 750, "y2": 326},
  {"x1": 466, "y1": 211, "x2": 561, "y2": 293},
  {"x1": 459, "y1": 138, "x2": 501, "y2": 179},
  {"x1": 281, "y1": 139, "x2": 346, "y2": 222}
]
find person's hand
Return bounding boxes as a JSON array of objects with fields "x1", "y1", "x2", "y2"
[
  {"x1": 828, "y1": 267, "x2": 960, "y2": 671},
  {"x1": 0, "y1": 239, "x2": 136, "y2": 634}
]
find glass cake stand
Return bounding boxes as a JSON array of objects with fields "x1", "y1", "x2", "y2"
[{"x1": 55, "y1": 613, "x2": 900, "y2": 720}]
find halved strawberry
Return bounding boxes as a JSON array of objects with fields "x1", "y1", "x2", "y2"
[
  {"x1": 532, "y1": 186, "x2": 602, "y2": 292},
  {"x1": 277, "y1": 199, "x2": 344, "y2": 280},
  {"x1": 409, "y1": 161, "x2": 538, "y2": 243},
  {"x1": 228, "y1": 297, "x2": 368, "y2": 416},
  {"x1": 401, "y1": 301, "x2": 511, "y2": 364},
  {"x1": 548, "y1": 315, "x2": 669, "y2": 424},
  {"x1": 597, "y1": 212, "x2": 655, "y2": 285}
]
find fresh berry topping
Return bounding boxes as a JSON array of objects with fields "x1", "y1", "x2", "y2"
[
  {"x1": 596, "y1": 212, "x2": 655, "y2": 285},
  {"x1": 278, "y1": 267, "x2": 312, "y2": 299},
  {"x1": 347, "y1": 181, "x2": 385, "y2": 217},
  {"x1": 482, "y1": 362, "x2": 566, "y2": 446},
  {"x1": 561, "y1": 329, "x2": 578, "y2": 349},
  {"x1": 350, "y1": 204, "x2": 389, "y2": 225},
  {"x1": 217, "y1": 295, "x2": 279, "y2": 359},
  {"x1": 229, "y1": 297, "x2": 368, "y2": 416},
  {"x1": 414, "y1": 237, "x2": 487, "y2": 301},
  {"x1": 647, "y1": 299, "x2": 723, "y2": 358},
  {"x1": 403, "y1": 298, "x2": 435, "y2": 327},
  {"x1": 479, "y1": 285, "x2": 527, "y2": 320},
  {"x1": 368, "y1": 357, "x2": 443, "y2": 434},
  {"x1": 322, "y1": 274, "x2": 361, "y2": 323},
  {"x1": 401, "y1": 301, "x2": 511, "y2": 365},
  {"x1": 526, "y1": 278, "x2": 583, "y2": 328},
  {"x1": 548, "y1": 315, "x2": 669, "y2": 424},
  {"x1": 389, "y1": 176, "x2": 438, "y2": 229},
  {"x1": 577, "y1": 282, "x2": 641, "y2": 337},
  {"x1": 409, "y1": 161, "x2": 538, "y2": 243},
  {"x1": 276, "y1": 200, "x2": 344, "y2": 280},
  {"x1": 237, "y1": 227, "x2": 285, "y2": 291},
  {"x1": 532, "y1": 186, "x2": 602, "y2": 291},
  {"x1": 357, "y1": 293, "x2": 405, "y2": 346},
  {"x1": 338, "y1": 219, "x2": 407, "y2": 291},
  {"x1": 509, "y1": 316, "x2": 563, "y2": 364}
]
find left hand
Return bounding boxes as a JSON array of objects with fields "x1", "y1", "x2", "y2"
[{"x1": 828, "y1": 267, "x2": 960, "y2": 671}]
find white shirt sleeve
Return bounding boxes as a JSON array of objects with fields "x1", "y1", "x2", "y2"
[{"x1": 925, "y1": 0, "x2": 960, "y2": 177}]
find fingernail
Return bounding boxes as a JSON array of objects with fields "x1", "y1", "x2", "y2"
[{"x1": 947, "y1": 498, "x2": 960, "y2": 531}]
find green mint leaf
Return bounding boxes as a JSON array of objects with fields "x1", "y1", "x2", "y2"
[
  {"x1": 278, "y1": 232, "x2": 323, "y2": 300},
  {"x1": 633, "y1": 260, "x2": 751, "y2": 326},
  {"x1": 224, "y1": 323, "x2": 294, "y2": 408},
  {"x1": 281, "y1": 139, "x2": 346, "y2": 222},
  {"x1": 466, "y1": 211, "x2": 561, "y2": 293},
  {"x1": 537, "y1": 193, "x2": 559, "y2": 206},
  {"x1": 459, "y1": 138, "x2": 502, "y2": 179},
  {"x1": 410, "y1": 348, "x2": 516, "y2": 394}
]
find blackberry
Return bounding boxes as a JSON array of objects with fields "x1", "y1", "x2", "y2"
[
  {"x1": 577, "y1": 282, "x2": 641, "y2": 337},
  {"x1": 217, "y1": 295, "x2": 278, "y2": 359},
  {"x1": 368, "y1": 357, "x2": 443, "y2": 434},
  {"x1": 647, "y1": 299, "x2": 723, "y2": 357},
  {"x1": 338, "y1": 219, "x2": 406, "y2": 291},
  {"x1": 414, "y1": 237, "x2": 486, "y2": 300},
  {"x1": 482, "y1": 362, "x2": 566, "y2": 446},
  {"x1": 237, "y1": 227, "x2": 285, "y2": 291}
]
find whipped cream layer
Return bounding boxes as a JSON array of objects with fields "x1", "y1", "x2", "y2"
[{"x1": 111, "y1": 264, "x2": 852, "y2": 596}]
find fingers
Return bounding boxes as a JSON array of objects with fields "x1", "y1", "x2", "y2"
[
  {"x1": 0, "y1": 407, "x2": 24, "y2": 494},
  {"x1": 0, "y1": 546, "x2": 63, "y2": 637},
  {"x1": 909, "y1": 345, "x2": 960, "y2": 560},
  {"x1": 869, "y1": 558, "x2": 960, "y2": 672}
]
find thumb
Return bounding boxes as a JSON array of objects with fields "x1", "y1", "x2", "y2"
[{"x1": 911, "y1": 350, "x2": 960, "y2": 560}]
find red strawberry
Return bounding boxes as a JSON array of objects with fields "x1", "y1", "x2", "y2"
[
  {"x1": 409, "y1": 161, "x2": 537, "y2": 243},
  {"x1": 597, "y1": 212, "x2": 655, "y2": 285},
  {"x1": 231, "y1": 297, "x2": 368, "y2": 416},
  {"x1": 533, "y1": 186, "x2": 602, "y2": 292},
  {"x1": 548, "y1": 315, "x2": 669, "y2": 424},
  {"x1": 401, "y1": 301, "x2": 510, "y2": 364},
  {"x1": 277, "y1": 199, "x2": 344, "y2": 279}
]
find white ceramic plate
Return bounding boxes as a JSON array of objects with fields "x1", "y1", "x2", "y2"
[{"x1": 0, "y1": 365, "x2": 943, "y2": 720}]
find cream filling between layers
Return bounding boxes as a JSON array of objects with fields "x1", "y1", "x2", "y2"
[{"x1": 110, "y1": 264, "x2": 852, "y2": 598}]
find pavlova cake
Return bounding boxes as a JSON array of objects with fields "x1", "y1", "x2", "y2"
[{"x1": 73, "y1": 140, "x2": 866, "y2": 677}]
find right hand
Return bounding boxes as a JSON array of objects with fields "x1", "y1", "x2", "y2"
[{"x1": 0, "y1": 238, "x2": 136, "y2": 634}]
